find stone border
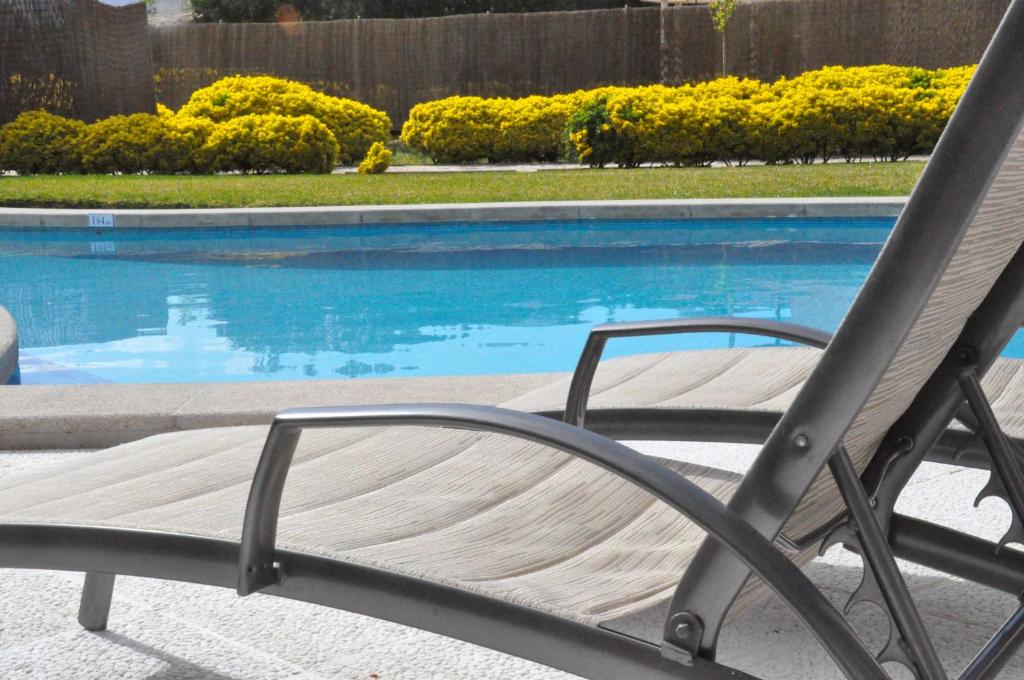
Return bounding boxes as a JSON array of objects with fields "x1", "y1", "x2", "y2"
[
  {"x1": 0, "y1": 373, "x2": 555, "y2": 450},
  {"x1": 0, "y1": 197, "x2": 906, "y2": 229},
  {"x1": 0, "y1": 306, "x2": 17, "y2": 386}
]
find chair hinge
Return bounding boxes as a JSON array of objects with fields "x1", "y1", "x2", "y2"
[{"x1": 661, "y1": 612, "x2": 703, "y2": 666}]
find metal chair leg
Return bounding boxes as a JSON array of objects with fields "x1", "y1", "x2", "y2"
[{"x1": 78, "y1": 572, "x2": 115, "y2": 631}]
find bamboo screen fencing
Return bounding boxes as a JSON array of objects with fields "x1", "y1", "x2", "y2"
[
  {"x1": 151, "y1": 0, "x2": 1010, "y2": 128},
  {"x1": 1, "y1": 0, "x2": 1011, "y2": 127},
  {"x1": 151, "y1": 8, "x2": 660, "y2": 126},
  {"x1": 0, "y1": 0, "x2": 154, "y2": 123}
]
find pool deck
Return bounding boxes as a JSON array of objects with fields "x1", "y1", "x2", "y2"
[
  {"x1": 0, "y1": 196, "x2": 906, "y2": 229},
  {"x1": 0, "y1": 373, "x2": 556, "y2": 450}
]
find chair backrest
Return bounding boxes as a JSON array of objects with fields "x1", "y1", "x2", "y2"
[
  {"x1": 670, "y1": 1, "x2": 1024, "y2": 653},
  {"x1": 729, "y1": 0, "x2": 1024, "y2": 542},
  {"x1": 787, "y1": 126, "x2": 1024, "y2": 539}
]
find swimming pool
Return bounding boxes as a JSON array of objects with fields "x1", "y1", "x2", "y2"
[{"x1": 6, "y1": 217, "x2": 1007, "y2": 385}]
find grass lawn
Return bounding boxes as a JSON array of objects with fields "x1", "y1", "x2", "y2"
[{"x1": 0, "y1": 162, "x2": 924, "y2": 209}]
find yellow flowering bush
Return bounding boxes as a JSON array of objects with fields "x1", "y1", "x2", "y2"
[
  {"x1": 358, "y1": 141, "x2": 392, "y2": 174},
  {"x1": 201, "y1": 114, "x2": 340, "y2": 174},
  {"x1": 757, "y1": 90, "x2": 841, "y2": 164},
  {"x1": 406, "y1": 64, "x2": 976, "y2": 167},
  {"x1": 694, "y1": 96, "x2": 763, "y2": 165},
  {"x1": 179, "y1": 75, "x2": 390, "y2": 164},
  {"x1": 0, "y1": 110, "x2": 84, "y2": 174},
  {"x1": 495, "y1": 95, "x2": 574, "y2": 162},
  {"x1": 160, "y1": 115, "x2": 217, "y2": 174},
  {"x1": 76, "y1": 113, "x2": 170, "y2": 174},
  {"x1": 401, "y1": 96, "x2": 503, "y2": 163},
  {"x1": 0, "y1": 64, "x2": 979, "y2": 174},
  {"x1": 692, "y1": 76, "x2": 769, "y2": 101},
  {"x1": 403, "y1": 94, "x2": 576, "y2": 163},
  {"x1": 930, "y1": 65, "x2": 977, "y2": 92}
]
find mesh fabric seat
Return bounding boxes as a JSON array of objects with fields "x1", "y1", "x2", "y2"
[{"x1": 0, "y1": 423, "x2": 742, "y2": 627}]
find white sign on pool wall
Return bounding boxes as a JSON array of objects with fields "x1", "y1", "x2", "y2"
[
  {"x1": 90, "y1": 242, "x2": 117, "y2": 255},
  {"x1": 88, "y1": 214, "x2": 116, "y2": 228}
]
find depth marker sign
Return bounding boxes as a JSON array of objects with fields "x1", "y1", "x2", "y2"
[{"x1": 88, "y1": 214, "x2": 116, "y2": 228}]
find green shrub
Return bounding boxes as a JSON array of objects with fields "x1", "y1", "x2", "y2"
[
  {"x1": 179, "y1": 75, "x2": 390, "y2": 164},
  {"x1": 566, "y1": 95, "x2": 638, "y2": 168},
  {"x1": 0, "y1": 110, "x2": 84, "y2": 174},
  {"x1": 358, "y1": 141, "x2": 392, "y2": 174},
  {"x1": 202, "y1": 114, "x2": 340, "y2": 174}
]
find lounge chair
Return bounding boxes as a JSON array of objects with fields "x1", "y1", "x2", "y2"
[{"x1": 4, "y1": 2, "x2": 1024, "y2": 677}]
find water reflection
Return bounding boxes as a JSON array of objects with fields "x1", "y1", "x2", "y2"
[{"x1": 0, "y1": 220, "x2": 889, "y2": 384}]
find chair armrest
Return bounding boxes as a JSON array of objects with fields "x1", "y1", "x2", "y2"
[
  {"x1": 236, "y1": 402, "x2": 882, "y2": 678},
  {"x1": 241, "y1": 405, "x2": 888, "y2": 675},
  {"x1": 564, "y1": 316, "x2": 832, "y2": 427}
]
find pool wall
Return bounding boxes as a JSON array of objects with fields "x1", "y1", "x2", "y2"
[{"x1": 0, "y1": 306, "x2": 17, "y2": 385}]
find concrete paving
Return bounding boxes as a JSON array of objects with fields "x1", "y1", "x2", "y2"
[
  {"x1": 0, "y1": 373, "x2": 556, "y2": 449},
  {"x1": 0, "y1": 441, "x2": 1020, "y2": 679}
]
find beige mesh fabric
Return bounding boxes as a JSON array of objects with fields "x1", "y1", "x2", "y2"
[
  {"x1": 505, "y1": 347, "x2": 1024, "y2": 438},
  {"x1": 0, "y1": 424, "x2": 739, "y2": 626},
  {"x1": 502, "y1": 347, "x2": 823, "y2": 413}
]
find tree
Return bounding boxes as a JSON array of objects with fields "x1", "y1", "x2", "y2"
[{"x1": 708, "y1": 0, "x2": 736, "y2": 76}]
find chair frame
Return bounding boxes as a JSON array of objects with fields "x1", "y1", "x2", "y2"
[{"x1": 4, "y1": 2, "x2": 1024, "y2": 678}]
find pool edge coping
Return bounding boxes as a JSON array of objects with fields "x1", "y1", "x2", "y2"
[
  {"x1": 0, "y1": 306, "x2": 17, "y2": 386},
  {"x1": 0, "y1": 373, "x2": 560, "y2": 450},
  {"x1": 0, "y1": 197, "x2": 907, "y2": 228}
]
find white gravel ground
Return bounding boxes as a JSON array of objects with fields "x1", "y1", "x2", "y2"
[{"x1": 0, "y1": 442, "x2": 1020, "y2": 679}]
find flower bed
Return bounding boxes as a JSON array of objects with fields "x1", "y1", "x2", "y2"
[
  {"x1": 400, "y1": 65, "x2": 975, "y2": 167},
  {"x1": 0, "y1": 76, "x2": 391, "y2": 175}
]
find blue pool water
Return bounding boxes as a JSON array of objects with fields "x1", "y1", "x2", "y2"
[{"x1": 5, "y1": 217, "x2": 1015, "y2": 385}]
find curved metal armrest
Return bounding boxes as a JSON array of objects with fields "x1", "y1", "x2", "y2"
[
  {"x1": 564, "y1": 317, "x2": 832, "y2": 427},
  {"x1": 238, "y1": 403, "x2": 883, "y2": 679}
]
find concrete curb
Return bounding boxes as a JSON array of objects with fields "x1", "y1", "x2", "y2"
[
  {"x1": 0, "y1": 197, "x2": 907, "y2": 229},
  {"x1": 0, "y1": 306, "x2": 17, "y2": 386},
  {"x1": 0, "y1": 373, "x2": 556, "y2": 450}
]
